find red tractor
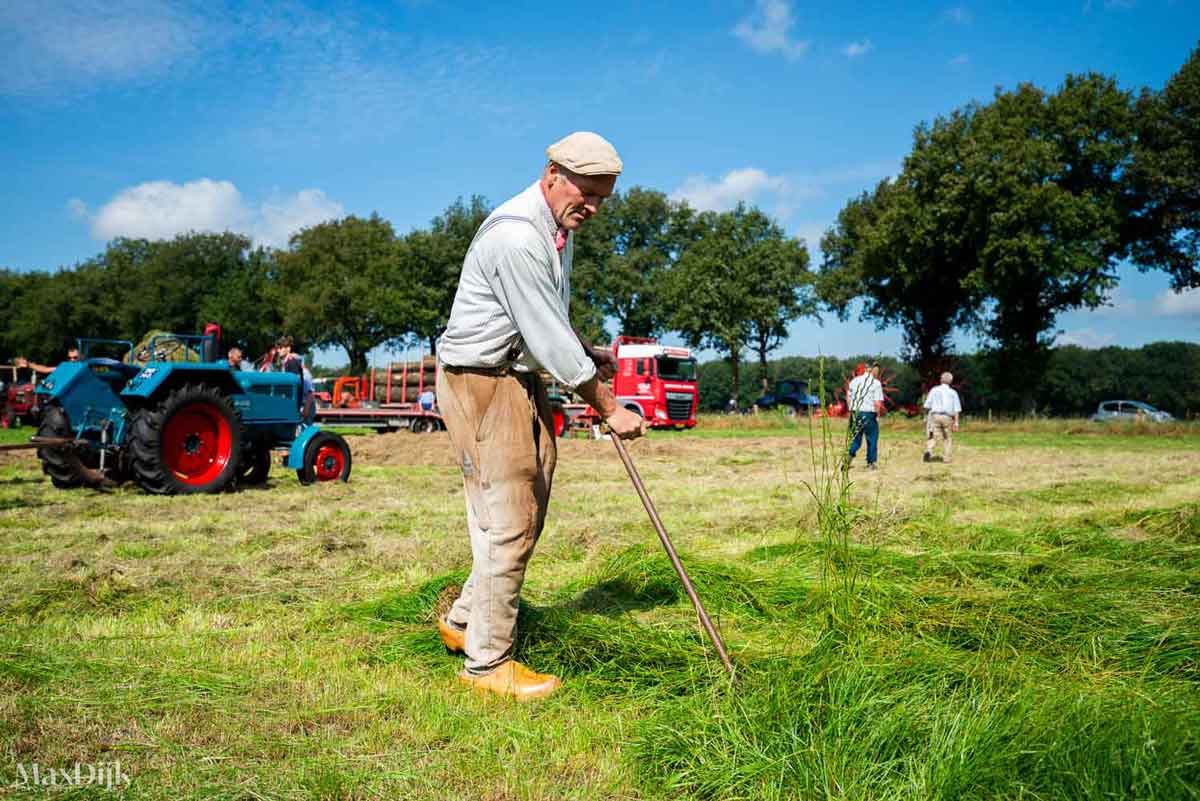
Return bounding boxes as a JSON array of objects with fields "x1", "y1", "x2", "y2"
[{"x1": 1, "y1": 364, "x2": 39, "y2": 428}]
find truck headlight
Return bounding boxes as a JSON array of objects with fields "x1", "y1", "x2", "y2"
[{"x1": 655, "y1": 408, "x2": 667, "y2": 420}]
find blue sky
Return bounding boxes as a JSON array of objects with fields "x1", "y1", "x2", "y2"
[{"x1": 2, "y1": 0, "x2": 1197, "y2": 366}]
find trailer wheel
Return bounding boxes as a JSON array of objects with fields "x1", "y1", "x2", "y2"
[
  {"x1": 129, "y1": 384, "x2": 243, "y2": 495},
  {"x1": 36, "y1": 405, "x2": 100, "y2": 489},
  {"x1": 411, "y1": 417, "x2": 436, "y2": 434},
  {"x1": 297, "y1": 432, "x2": 352, "y2": 484}
]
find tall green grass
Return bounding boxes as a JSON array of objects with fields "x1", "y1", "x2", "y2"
[{"x1": 2, "y1": 412, "x2": 1198, "y2": 800}]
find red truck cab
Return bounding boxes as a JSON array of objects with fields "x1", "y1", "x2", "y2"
[{"x1": 610, "y1": 336, "x2": 698, "y2": 429}]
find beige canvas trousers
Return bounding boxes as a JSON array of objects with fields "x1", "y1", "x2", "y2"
[
  {"x1": 926, "y1": 413, "x2": 954, "y2": 461},
  {"x1": 436, "y1": 365, "x2": 557, "y2": 675}
]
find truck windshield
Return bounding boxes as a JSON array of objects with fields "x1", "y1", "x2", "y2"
[{"x1": 656, "y1": 357, "x2": 696, "y2": 381}]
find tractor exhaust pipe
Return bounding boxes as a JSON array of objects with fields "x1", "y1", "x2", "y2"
[{"x1": 609, "y1": 433, "x2": 736, "y2": 678}]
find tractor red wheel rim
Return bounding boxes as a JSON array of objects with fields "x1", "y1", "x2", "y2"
[
  {"x1": 162, "y1": 402, "x2": 233, "y2": 486},
  {"x1": 313, "y1": 444, "x2": 344, "y2": 481}
]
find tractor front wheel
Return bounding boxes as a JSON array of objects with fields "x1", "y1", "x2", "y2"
[
  {"x1": 130, "y1": 384, "x2": 243, "y2": 495},
  {"x1": 297, "y1": 432, "x2": 352, "y2": 485}
]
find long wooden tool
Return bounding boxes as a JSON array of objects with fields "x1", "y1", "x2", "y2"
[
  {"x1": 0, "y1": 436, "x2": 74, "y2": 452},
  {"x1": 609, "y1": 433, "x2": 735, "y2": 677}
]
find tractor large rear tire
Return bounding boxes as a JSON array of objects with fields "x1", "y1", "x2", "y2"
[
  {"x1": 36, "y1": 405, "x2": 100, "y2": 489},
  {"x1": 129, "y1": 384, "x2": 243, "y2": 495}
]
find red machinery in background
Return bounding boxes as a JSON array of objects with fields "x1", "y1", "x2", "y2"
[
  {"x1": 1, "y1": 364, "x2": 38, "y2": 428},
  {"x1": 550, "y1": 336, "x2": 700, "y2": 436},
  {"x1": 826, "y1": 362, "x2": 901, "y2": 418},
  {"x1": 312, "y1": 358, "x2": 443, "y2": 433}
]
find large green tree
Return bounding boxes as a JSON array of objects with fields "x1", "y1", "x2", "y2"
[
  {"x1": 101, "y1": 232, "x2": 257, "y2": 338},
  {"x1": 819, "y1": 109, "x2": 984, "y2": 378},
  {"x1": 197, "y1": 246, "x2": 281, "y2": 358},
  {"x1": 573, "y1": 188, "x2": 682, "y2": 342},
  {"x1": 402, "y1": 196, "x2": 491, "y2": 355},
  {"x1": 744, "y1": 232, "x2": 816, "y2": 394},
  {"x1": 663, "y1": 204, "x2": 809, "y2": 399},
  {"x1": 821, "y1": 73, "x2": 1139, "y2": 412},
  {"x1": 273, "y1": 215, "x2": 416, "y2": 373},
  {"x1": 5, "y1": 261, "x2": 113, "y2": 362},
  {"x1": 968, "y1": 75, "x2": 1137, "y2": 411},
  {"x1": 1125, "y1": 43, "x2": 1200, "y2": 288}
]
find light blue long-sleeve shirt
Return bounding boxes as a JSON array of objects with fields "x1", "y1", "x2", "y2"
[{"x1": 437, "y1": 182, "x2": 597, "y2": 389}]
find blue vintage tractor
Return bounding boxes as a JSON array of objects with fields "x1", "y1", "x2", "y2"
[
  {"x1": 33, "y1": 332, "x2": 352, "y2": 494},
  {"x1": 755, "y1": 378, "x2": 821, "y2": 414}
]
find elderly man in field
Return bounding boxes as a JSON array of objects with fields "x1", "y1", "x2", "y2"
[
  {"x1": 846, "y1": 363, "x2": 885, "y2": 470},
  {"x1": 434, "y1": 132, "x2": 647, "y2": 700},
  {"x1": 923, "y1": 372, "x2": 962, "y2": 463}
]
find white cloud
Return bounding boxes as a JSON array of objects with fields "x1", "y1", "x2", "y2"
[
  {"x1": 950, "y1": 53, "x2": 970, "y2": 66},
  {"x1": 1056, "y1": 327, "x2": 1115, "y2": 348},
  {"x1": 732, "y1": 0, "x2": 810, "y2": 61},
  {"x1": 1155, "y1": 288, "x2": 1200, "y2": 317},
  {"x1": 254, "y1": 189, "x2": 345, "y2": 248},
  {"x1": 842, "y1": 39, "x2": 874, "y2": 58},
  {"x1": 70, "y1": 179, "x2": 344, "y2": 248},
  {"x1": 671, "y1": 161, "x2": 898, "y2": 224},
  {"x1": 0, "y1": 0, "x2": 211, "y2": 96},
  {"x1": 671, "y1": 168, "x2": 791, "y2": 213},
  {"x1": 85, "y1": 179, "x2": 245, "y2": 241},
  {"x1": 943, "y1": 6, "x2": 973, "y2": 24}
]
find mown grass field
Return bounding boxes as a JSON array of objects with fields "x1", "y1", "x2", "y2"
[{"x1": 1, "y1": 415, "x2": 1198, "y2": 800}]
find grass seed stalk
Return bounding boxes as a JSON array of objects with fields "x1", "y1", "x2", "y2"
[{"x1": 804, "y1": 356, "x2": 862, "y2": 642}]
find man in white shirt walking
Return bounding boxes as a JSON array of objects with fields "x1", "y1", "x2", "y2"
[
  {"x1": 434, "y1": 132, "x2": 647, "y2": 701},
  {"x1": 846, "y1": 363, "x2": 885, "y2": 470},
  {"x1": 923, "y1": 372, "x2": 962, "y2": 463}
]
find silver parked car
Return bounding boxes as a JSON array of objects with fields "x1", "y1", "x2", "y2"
[{"x1": 1090, "y1": 400, "x2": 1174, "y2": 423}]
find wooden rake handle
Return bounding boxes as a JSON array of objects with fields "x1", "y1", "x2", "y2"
[{"x1": 609, "y1": 433, "x2": 735, "y2": 678}]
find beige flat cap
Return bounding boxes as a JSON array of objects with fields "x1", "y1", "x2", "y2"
[{"x1": 546, "y1": 131, "x2": 623, "y2": 176}]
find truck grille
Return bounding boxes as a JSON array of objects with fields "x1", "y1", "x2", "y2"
[{"x1": 665, "y1": 392, "x2": 693, "y2": 421}]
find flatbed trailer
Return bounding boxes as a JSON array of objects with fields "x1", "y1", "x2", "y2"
[
  {"x1": 312, "y1": 358, "x2": 444, "y2": 433},
  {"x1": 313, "y1": 403, "x2": 443, "y2": 433}
]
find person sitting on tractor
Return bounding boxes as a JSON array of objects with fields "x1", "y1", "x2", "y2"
[
  {"x1": 274, "y1": 336, "x2": 315, "y2": 418},
  {"x1": 226, "y1": 346, "x2": 253, "y2": 372},
  {"x1": 16, "y1": 346, "x2": 80, "y2": 375},
  {"x1": 274, "y1": 336, "x2": 306, "y2": 386}
]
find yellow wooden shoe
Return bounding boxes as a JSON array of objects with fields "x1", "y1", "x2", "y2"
[
  {"x1": 458, "y1": 660, "x2": 561, "y2": 701},
  {"x1": 437, "y1": 618, "x2": 465, "y2": 653}
]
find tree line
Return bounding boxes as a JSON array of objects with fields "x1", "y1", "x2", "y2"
[
  {"x1": 0, "y1": 194, "x2": 816, "y2": 383},
  {"x1": 696, "y1": 341, "x2": 1200, "y2": 419},
  {"x1": 1, "y1": 45, "x2": 1195, "y2": 414}
]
